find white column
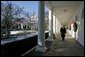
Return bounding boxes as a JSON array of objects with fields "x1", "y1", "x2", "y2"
[
  {"x1": 21, "y1": 23, "x2": 23, "y2": 29},
  {"x1": 35, "y1": 1, "x2": 47, "y2": 52},
  {"x1": 47, "y1": 9, "x2": 54, "y2": 41},
  {"x1": 53, "y1": 14, "x2": 56, "y2": 34}
]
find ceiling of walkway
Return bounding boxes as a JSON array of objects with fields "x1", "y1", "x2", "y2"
[{"x1": 45, "y1": 1, "x2": 81, "y2": 25}]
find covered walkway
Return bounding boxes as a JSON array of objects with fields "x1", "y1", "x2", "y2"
[
  {"x1": 24, "y1": 33, "x2": 84, "y2": 56},
  {"x1": 1, "y1": 1, "x2": 84, "y2": 56}
]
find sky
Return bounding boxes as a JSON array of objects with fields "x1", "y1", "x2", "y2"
[
  {"x1": 11, "y1": 1, "x2": 38, "y2": 16},
  {"x1": 1, "y1": 1, "x2": 49, "y2": 17}
]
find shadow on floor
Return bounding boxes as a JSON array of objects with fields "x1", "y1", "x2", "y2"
[{"x1": 24, "y1": 33, "x2": 84, "y2": 56}]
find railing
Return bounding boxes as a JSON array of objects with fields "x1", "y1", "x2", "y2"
[{"x1": 1, "y1": 31, "x2": 49, "y2": 56}]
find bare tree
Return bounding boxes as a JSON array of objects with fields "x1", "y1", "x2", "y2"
[
  {"x1": 1, "y1": 1, "x2": 23, "y2": 38},
  {"x1": 24, "y1": 12, "x2": 30, "y2": 18}
]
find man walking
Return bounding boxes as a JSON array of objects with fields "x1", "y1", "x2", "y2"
[{"x1": 60, "y1": 25, "x2": 66, "y2": 41}]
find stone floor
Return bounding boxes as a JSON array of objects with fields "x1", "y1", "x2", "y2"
[{"x1": 24, "y1": 33, "x2": 84, "y2": 56}]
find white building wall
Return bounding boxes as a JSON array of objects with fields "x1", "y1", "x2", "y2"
[
  {"x1": 76, "y1": 2, "x2": 84, "y2": 46},
  {"x1": 67, "y1": 2, "x2": 84, "y2": 46},
  {"x1": 78, "y1": 18, "x2": 84, "y2": 46}
]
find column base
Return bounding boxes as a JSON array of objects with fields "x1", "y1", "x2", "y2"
[
  {"x1": 35, "y1": 45, "x2": 47, "y2": 52},
  {"x1": 46, "y1": 38, "x2": 54, "y2": 41}
]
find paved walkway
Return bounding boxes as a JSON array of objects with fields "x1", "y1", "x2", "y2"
[{"x1": 24, "y1": 33, "x2": 84, "y2": 56}]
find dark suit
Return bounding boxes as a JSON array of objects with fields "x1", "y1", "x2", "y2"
[{"x1": 60, "y1": 27, "x2": 66, "y2": 41}]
